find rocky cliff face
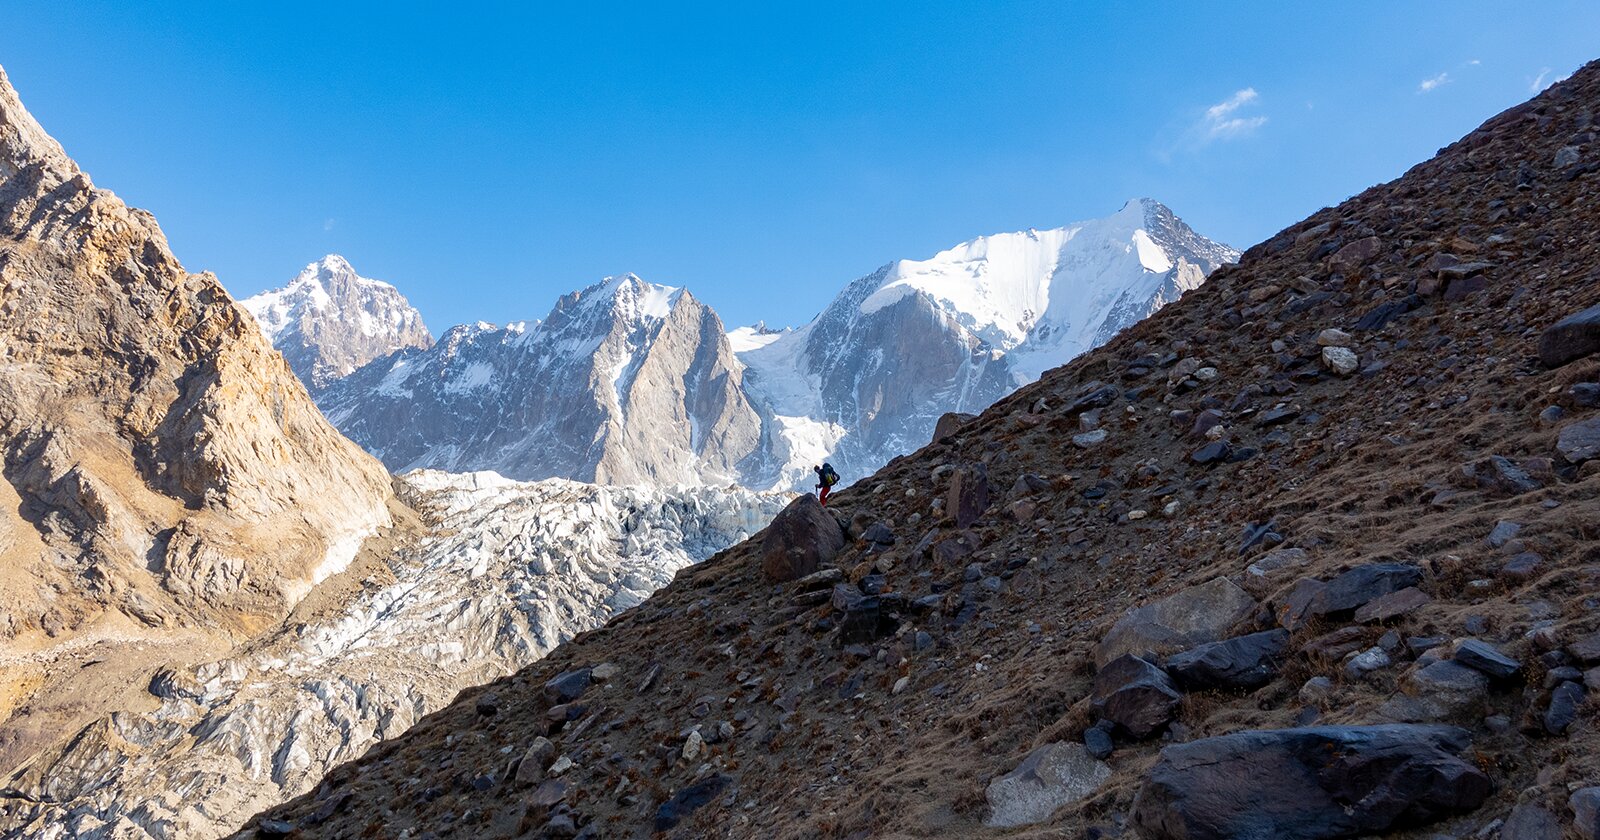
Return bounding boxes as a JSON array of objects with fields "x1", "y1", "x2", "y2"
[
  {"x1": 0, "y1": 61, "x2": 394, "y2": 805},
  {"x1": 0, "y1": 470, "x2": 787, "y2": 838},
  {"x1": 240, "y1": 255, "x2": 433, "y2": 393},
  {"x1": 247, "y1": 61, "x2": 1600, "y2": 839},
  {"x1": 318, "y1": 274, "x2": 763, "y2": 485}
]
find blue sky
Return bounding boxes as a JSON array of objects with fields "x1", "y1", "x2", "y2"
[{"x1": 3, "y1": 2, "x2": 1596, "y2": 332}]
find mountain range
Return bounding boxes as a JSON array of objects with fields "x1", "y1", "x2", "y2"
[{"x1": 268, "y1": 199, "x2": 1236, "y2": 490}]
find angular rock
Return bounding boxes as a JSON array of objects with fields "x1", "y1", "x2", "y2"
[
  {"x1": 1072, "y1": 429, "x2": 1109, "y2": 448},
  {"x1": 1091, "y1": 654, "x2": 1182, "y2": 739},
  {"x1": 1321, "y1": 345, "x2": 1359, "y2": 376},
  {"x1": 1487, "y1": 520, "x2": 1523, "y2": 548},
  {"x1": 1316, "y1": 328, "x2": 1353, "y2": 347},
  {"x1": 1538, "y1": 302, "x2": 1600, "y2": 368},
  {"x1": 1571, "y1": 632, "x2": 1600, "y2": 666},
  {"x1": 543, "y1": 668, "x2": 593, "y2": 704},
  {"x1": 514, "y1": 737, "x2": 558, "y2": 785},
  {"x1": 1130, "y1": 725, "x2": 1490, "y2": 840},
  {"x1": 1095, "y1": 577, "x2": 1257, "y2": 666},
  {"x1": 1083, "y1": 722, "x2": 1115, "y2": 760},
  {"x1": 654, "y1": 773, "x2": 731, "y2": 831},
  {"x1": 1165, "y1": 629, "x2": 1291, "y2": 691},
  {"x1": 1545, "y1": 680, "x2": 1585, "y2": 734},
  {"x1": 1309, "y1": 563, "x2": 1424, "y2": 618},
  {"x1": 932, "y1": 412, "x2": 978, "y2": 443},
  {"x1": 759, "y1": 494, "x2": 846, "y2": 582},
  {"x1": 1353, "y1": 586, "x2": 1432, "y2": 623},
  {"x1": 946, "y1": 464, "x2": 991, "y2": 530},
  {"x1": 1499, "y1": 552, "x2": 1544, "y2": 583},
  {"x1": 984, "y1": 742, "x2": 1112, "y2": 828},
  {"x1": 1381, "y1": 660, "x2": 1490, "y2": 722},
  {"x1": 1190, "y1": 441, "x2": 1232, "y2": 465},
  {"x1": 1453, "y1": 639, "x2": 1521, "y2": 679},
  {"x1": 1501, "y1": 802, "x2": 1562, "y2": 840},
  {"x1": 1558, "y1": 416, "x2": 1600, "y2": 464},
  {"x1": 1245, "y1": 547, "x2": 1309, "y2": 579},
  {"x1": 1570, "y1": 787, "x2": 1600, "y2": 840}
]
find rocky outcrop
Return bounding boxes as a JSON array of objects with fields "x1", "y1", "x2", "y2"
[
  {"x1": 759, "y1": 494, "x2": 844, "y2": 581},
  {"x1": 240, "y1": 254, "x2": 433, "y2": 392},
  {"x1": 319, "y1": 275, "x2": 763, "y2": 486},
  {"x1": 0, "y1": 62, "x2": 393, "y2": 781},
  {"x1": 1130, "y1": 725, "x2": 1491, "y2": 839}
]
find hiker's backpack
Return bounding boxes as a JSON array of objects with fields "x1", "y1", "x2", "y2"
[{"x1": 820, "y1": 463, "x2": 839, "y2": 487}]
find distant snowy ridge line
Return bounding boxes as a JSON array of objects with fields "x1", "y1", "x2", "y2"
[{"x1": 311, "y1": 199, "x2": 1236, "y2": 491}]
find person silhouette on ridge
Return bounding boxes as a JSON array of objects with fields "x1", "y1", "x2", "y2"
[{"x1": 813, "y1": 462, "x2": 840, "y2": 506}]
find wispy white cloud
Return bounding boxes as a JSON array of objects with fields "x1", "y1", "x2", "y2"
[
  {"x1": 1528, "y1": 67, "x2": 1569, "y2": 93},
  {"x1": 1417, "y1": 73, "x2": 1450, "y2": 94},
  {"x1": 1467, "y1": 59, "x2": 1481, "y2": 66},
  {"x1": 323, "y1": 218, "x2": 337, "y2": 231},
  {"x1": 1201, "y1": 88, "x2": 1267, "y2": 140}
]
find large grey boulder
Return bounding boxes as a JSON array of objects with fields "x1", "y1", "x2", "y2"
[
  {"x1": 1096, "y1": 577, "x2": 1257, "y2": 666},
  {"x1": 1558, "y1": 416, "x2": 1600, "y2": 464},
  {"x1": 983, "y1": 742, "x2": 1111, "y2": 828},
  {"x1": 932, "y1": 411, "x2": 978, "y2": 443},
  {"x1": 1130, "y1": 725, "x2": 1491, "y2": 840},
  {"x1": 1091, "y1": 654, "x2": 1182, "y2": 738},
  {"x1": 759, "y1": 494, "x2": 845, "y2": 582},
  {"x1": 1378, "y1": 660, "x2": 1491, "y2": 722},
  {"x1": 1538, "y1": 302, "x2": 1600, "y2": 368},
  {"x1": 1570, "y1": 787, "x2": 1600, "y2": 840},
  {"x1": 946, "y1": 464, "x2": 991, "y2": 529},
  {"x1": 1166, "y1": 629, "x2": 1291, "y2": 691}
]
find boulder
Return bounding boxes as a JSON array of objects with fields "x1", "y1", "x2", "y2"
[
  {"x1": 1130, "y1": 725, "x2": 1490, "y2": 840},
  {"x1": 1538, "y1": 302, "x2": 1600, "y2": 368},
  {"x1": 1321, "y1": 346, "x2": 1359, "y2": 376},
  {"x1": 1096, "y1": 577, "x2": 1257, "y2": 666},
  {"x1": 1245, "y1": 547, "x2": 1309, "y2": 580},
  {"x1": 1310, "y1": 563, "x2": 1423, "y2": 618},
  {"x1": 946, "y1": 464, "x2": 991, "y2": 530},
  {"x1": 1545, "y1": 680, "x2": 1586, "y2": 735},
  {"x1": 1379, "y1": 660, "x2": 1490, "y2": 722},
  {"x1": 654, "y1": 773, "x2": 732, "y2": 831},
  {"x1": 932, "y1": 412, "x2": 978, "y2": 443},
  {"x1": 759, "y1": 494, "x2": 846, "y2": 582},
  {"x1": 1502, "y1": 802, "x2": 1562, "y2": 840},
  {"x1": 1091, "y1": 654, "x2": 1182, "y2": 739},
  {"x1": 1166, "y1": 629, "x2": 1291, "y2": 691},
  {"x1": 983, "y1": 742, "x2": 1112, "y2": 828},
  {"x1": 1570, "y1": 787, "x2": 1600, "y2": 840},
  {"x1": 1558, "y1": 416, "x2": 1600, "y2": 464},
  {"x1": 1353, "y1": 587, "x2": 1432, "y2": 623},
  {"x1": 543, "y1": 668, "x2": 593, "y2": 703},
  {"x1": 1452, "y1": 639, "x2": 1521, "y2": 680}
]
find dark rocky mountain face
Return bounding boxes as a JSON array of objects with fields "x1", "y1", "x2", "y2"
[
  {"x1": 318, "y1": 274, "x2": 763, "y2": 485},
  {"x1": 248, "y1": 59, "x2": 1600, "y2": 840}
]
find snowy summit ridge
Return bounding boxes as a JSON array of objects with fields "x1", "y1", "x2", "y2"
[
  {"x1": 241, "y1": 255, "x2": 434, "y2": 392},
  {"x1": 318, "y1": 200, "x2": 1235, "y2": 490}
]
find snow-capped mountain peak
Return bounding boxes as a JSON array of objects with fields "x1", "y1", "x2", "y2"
[{"x1": 240, "y1": 255, "x2": 434, "y2": 392}]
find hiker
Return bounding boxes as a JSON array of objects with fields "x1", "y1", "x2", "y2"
[{"x1": 813, "y1": 462, "x2": 840, "y2": 505}]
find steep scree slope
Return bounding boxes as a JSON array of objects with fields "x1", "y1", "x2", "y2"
[{"x1": 252, "y1": 64, "x2": 1600, "y2": 838}]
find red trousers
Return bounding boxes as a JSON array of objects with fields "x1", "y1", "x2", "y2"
[{"x1": 817, "y1": 485, "x2": 830, "y2": 505}]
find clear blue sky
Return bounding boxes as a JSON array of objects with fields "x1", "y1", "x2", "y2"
[{"x1": 3, "y1": 2, "x2": 1596, "y2": 333}]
